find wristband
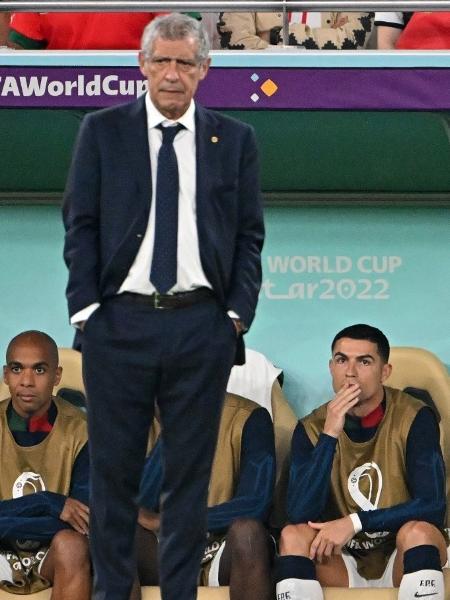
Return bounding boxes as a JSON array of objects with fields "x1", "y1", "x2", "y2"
[{"x1": 349, "y1": 513, "x2": 362, "y2": 534}]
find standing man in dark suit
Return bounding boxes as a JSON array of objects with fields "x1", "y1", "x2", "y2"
[{"x1": 63, "y1": 13, "x2": 264, "y2": 600}]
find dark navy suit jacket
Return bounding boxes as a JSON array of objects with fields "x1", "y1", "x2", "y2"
[{"x1": 63, "y1": 95, "x2": 264, "y2": 361}]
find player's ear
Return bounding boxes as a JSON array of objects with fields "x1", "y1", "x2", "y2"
[
  {"x1": 381, "y1": 362, "x2": 392, "y2": 383},
  {"x1": 139, "y1": 51, "x2": 149, "y2": 77},
  {"x1": 54, "y1": 366, "x2": 63, "y2": 388},
  {"x1": 198, "y1": 57, "x2": 211, "y2": 81}
]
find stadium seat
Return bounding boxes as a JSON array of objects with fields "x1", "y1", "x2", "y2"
[
  {"x1": 2, "y1": 573, "x2": 450, "y2": 598},
  {"x1": 387, "y1": 346, "x2": 450, "y2": 525},
  {"x1": 0, "y1": 346, "x2": 449, "y2": 599},
  {"x1": 227, "y1": 348, "x2": 298, "y2": 527}
]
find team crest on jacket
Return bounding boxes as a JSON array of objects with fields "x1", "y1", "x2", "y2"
[{"x1": 13, "y1": 472, "x2": 46, "y2": 498}]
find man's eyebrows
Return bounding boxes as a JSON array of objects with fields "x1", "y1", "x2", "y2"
[
  {"x1": 333, "y1": 352, "x2": 375, "y2": 360},
  {"x1": 7, "y1": 361, "x2": 49, "y2": 367},
  {"x1": 357, "y1": 354, "x2": 375, "y2": 361},
  {"x1": 153, "y1": 55, "x2": 194, "y2": 62}
]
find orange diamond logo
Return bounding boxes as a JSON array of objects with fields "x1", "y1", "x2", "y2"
[{"x1": 260, "y1": 79, "x2": 278, "y2": 97}]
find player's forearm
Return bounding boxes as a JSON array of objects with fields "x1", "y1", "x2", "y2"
[
  {"x1": 207, "y1": 458, "x2": 274, "y2": 532},
  {"x1": 287, "y1": 431, "x2": 337, "y2": 523},
  {"x1": 376, "y1": 26, "x2": 402, "y2": 48},
  {"x1": 359, "y1": 496, "x2": 446, "y2": 533},
  {"x1": 358, "y1": 407, "x2": 446, "y2": 533},
  {"x1": 208, "y1": 408, "x2": 275, "y2": 532}
]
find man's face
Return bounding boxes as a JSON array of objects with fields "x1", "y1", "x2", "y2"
[
  {"x1": 139, "y1": 36, "x2": 210, "y2": 120},
  {"x1": 3, "y1": 338, "x2": 62, "y2": 419},
  {"x1": 329, "y1": 337, "x2": 391, "y2": 414}
]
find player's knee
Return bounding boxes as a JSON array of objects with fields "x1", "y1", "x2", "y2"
[
  {"x1": 50, "y1": 530, "x2": 90, "y2": 570},
  {"x1": 279, "y1": 523, "x2": 314, "y2": 556},
  {"x1": 396, "y1": 520, "x2": 440, "y2": 551},
  {"x1": 227, "y1": 518, "x2": 268, "y2": 562}
]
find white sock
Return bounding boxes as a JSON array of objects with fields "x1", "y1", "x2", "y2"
[
  {"x1": 398, "y1": 569, "x2": 444, "y2": 600},
  {"x1": 276, "y1": 577, "x2": 324, "y2": 600}
]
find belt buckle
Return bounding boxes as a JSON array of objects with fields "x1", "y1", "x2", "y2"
[{"x1": 153, "y1": 292, "x2": 164, "y2": 309}]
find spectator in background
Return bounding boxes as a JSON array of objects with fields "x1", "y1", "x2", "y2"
[
  {"x1": 375, "y1": 12, "x2": 412, "y2": 48},
  {"x1": 135, "y1": 393, "x2": 276, "y2": 600},
  {"x1": 199, "y1": 13, "x2": 221, "y2": 49},
  {"x1": 7, "y1": 12, "x2": 164, "y2": 50},
  {"x1": 0, "y1": 331, "x2": 90, "y2": 599},
  {"x1": 218, "y1": 12, "x2": 374, "y2": 50},
  {"x1": 376, "y1": 11, "x2": 450, "y2": 49},
  {"x1": 396, "y1": 12, "x2": 450, "y2": 48}
]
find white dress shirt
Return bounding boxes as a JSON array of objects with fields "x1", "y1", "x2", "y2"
[{"x1": 71, "y1": 93, "x2": 211, "y2": 325}]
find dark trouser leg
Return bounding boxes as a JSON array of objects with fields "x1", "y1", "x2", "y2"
[
  {"x1": 83, "y1": 297, "x2": 236, "y2": 600},
  {"x1": 156, "y1": 301, "x2": 236, "y2": 600},
  {"x1": 82, "y1": 299, "x2": 159, "y2": 600}
]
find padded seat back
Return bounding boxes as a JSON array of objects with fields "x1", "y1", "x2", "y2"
[
  {"x1": 386, "y1": 346, "x2": 450, "y2": 525},
  {"x1": 227, "y1": 349, "x2": 297, "y2": 528}
]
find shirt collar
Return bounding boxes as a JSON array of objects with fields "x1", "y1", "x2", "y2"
[{"x1": 145, "y1": 93, "x2": 195, "y2": 133}]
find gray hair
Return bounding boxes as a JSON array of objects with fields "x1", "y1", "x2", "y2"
[{"x1": 141, "y1": 13, "x2": 210, "y2": 63}]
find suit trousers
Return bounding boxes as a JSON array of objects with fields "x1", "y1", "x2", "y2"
[{"x1": 81, "y1": 293, "x2": 237, "y2": 600}]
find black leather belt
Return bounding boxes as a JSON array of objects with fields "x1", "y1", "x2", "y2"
[{"x1": 120, "y1": 288, "x2": 214, "y2": 310}]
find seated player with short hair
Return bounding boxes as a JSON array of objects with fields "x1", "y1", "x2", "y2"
[
  {"x1": 275, "y1": 324, "x2": 448, "y2": 600},
  {"x1": 134, "y1": 393, "x2": 276, "y2": 600},
  {"x1": 0, "y1": 331, "x2": 90, "y2": 599}
]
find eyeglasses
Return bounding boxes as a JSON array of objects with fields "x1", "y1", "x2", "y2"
[{"x1": 148, "y1": 57, "x2": 200, "y2": 73}]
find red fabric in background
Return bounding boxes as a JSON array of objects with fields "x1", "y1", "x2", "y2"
[
  {"x1": 396, "y1": 12, "x2": 450, "y2": 49},
  {"x1": 10, "y1": 12, "x2": 164, "y2": 49}
]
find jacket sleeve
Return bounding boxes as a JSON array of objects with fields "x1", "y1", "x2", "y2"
[
  {"x1": 68, "y1": 443, "x2": 90, "y2": 506},
  {"x1": 0, "y1": 493, "x2": 71, "y2": 542},
  {"x1": 287, "y1": 422, "x2": 337, "y2": 524},
  {"x1": 63, "y1": 112, "x2": 102, "y2": 318},
  {"x1": 207, "y1": 407, "x2": 275, "y2": 533},
  {"x1": 358, "y1": 407, "x2": 446, "y2": 533},
  {"x1": 0, "y1": 441, "x2": 90, "y2": 541},
  {"x1": 225, "y1": 125, "x2": 264, "y2": 328}
]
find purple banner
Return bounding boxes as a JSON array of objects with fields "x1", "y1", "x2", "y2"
[{"x1": 1, "y1": 66, "x2": 450, "y2": 110}]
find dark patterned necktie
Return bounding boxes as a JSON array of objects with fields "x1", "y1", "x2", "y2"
[{"x1": 150, "y1": 123, "x2": 184, "y2": 293}]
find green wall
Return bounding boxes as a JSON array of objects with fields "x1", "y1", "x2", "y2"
[{"x1": 1, "y1": 109, "x2": 450, "y2": 195}]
